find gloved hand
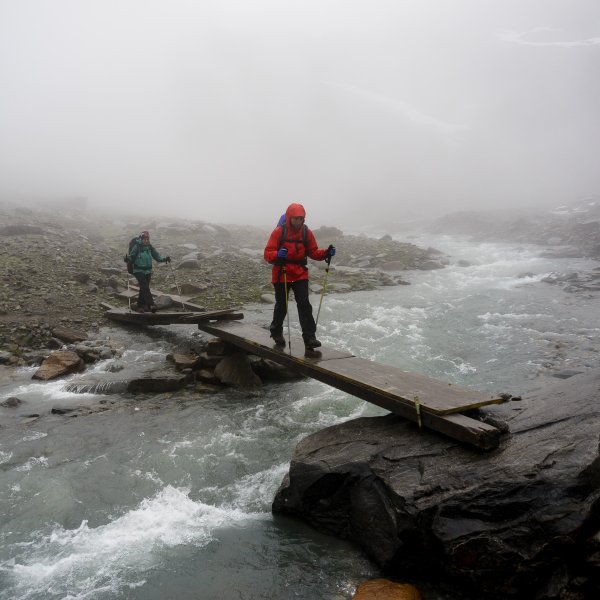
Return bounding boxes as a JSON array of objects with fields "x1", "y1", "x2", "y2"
[
  {"x1": 327, "y1": 245, "x2": 336, "y2": 258},
  {"x1": 165, "y1": 256, "x2": 171, "y2": 263},
  {"x1": 277, "y1": 247, "x2": 288, "y2": 259}
]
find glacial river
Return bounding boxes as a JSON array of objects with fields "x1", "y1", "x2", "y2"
[{"x1": 1, "y1": 234, "x2": 598, "y2": 599}]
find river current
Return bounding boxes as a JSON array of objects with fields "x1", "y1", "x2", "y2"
[{"x1": 1, "y1": 234, "x2": 598, "y2": 600}]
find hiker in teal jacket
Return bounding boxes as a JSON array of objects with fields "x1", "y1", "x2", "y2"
[{"x1": 128, "y1": 230, "x2": 171, "y2": 312}]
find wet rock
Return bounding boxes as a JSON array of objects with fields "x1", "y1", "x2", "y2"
[
  {"x1": 252, "y1": 358, "x2": 303, "y2": 382},
  {"x1": 128, "y1": 369, "x2": 192, "y2": 393},
  {"x1": 195, "y1": 369, "x2": 221, "y2": 385},
  {"x1": 214, "y1": 352, "x2": 262, "y2": 388},
  {"x1": 206, "y1": 338, "x2": 232, "y2": 356},
  {"x1": 552, "y1": 369, "x2": 584, "y2": 379},
  {"x1": 47, "y1": 337, "x2": 64, "y2": 349},
  {"x1": 273, "y1": 369, "x2": 600, "y2": 599},
  {"x1": 167, "y1": 352, "x2": 202, "y2": 370},
  {"x1": 21, "y1": 350, "x2": 50, "y2": 365},
  {"x1": 52, "y1": 326, "x2": 88, "y2": 343},
  {"x1": 1, "y1": 397, "x2": 23, "y2": 408},
  {"x1": 198, "y1": 352, "x2": 222, "y2": 368},
  {"x1": 32, "y1": 351, "x2": 85, "y2": 380},
  {"x1": 51, "y1": 406, "x2": 78, "y2": 415},
  {"x1": 352, "y1": 579, "x2": 422, "y2": 600}
]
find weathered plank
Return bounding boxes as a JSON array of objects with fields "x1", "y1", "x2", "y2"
[
  {"x1": 196, "y1": 321, "x2": 503, "y2": 450},
  {"x1": 104, "y1": 306, "x2": 243, "y2": 325},
  {"x1": 115, "y1": 287, "x2": 212, "y2": 313}
]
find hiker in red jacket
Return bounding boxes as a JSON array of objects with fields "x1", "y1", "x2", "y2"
[{"x1": 264, "y1": 203, "x2": 336, "y2": 349}]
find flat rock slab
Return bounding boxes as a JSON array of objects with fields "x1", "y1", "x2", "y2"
[{"x1": 32, "y1": 351, "x2": 85, "y2": 381}]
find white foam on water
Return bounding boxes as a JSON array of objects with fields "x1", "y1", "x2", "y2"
[
  {"x1": 9, "y1": 378, "x2": 98, "y2": 408},
  {"x1": 22, "y1": 431, "x2": 47, "y2": 442},
  {"x1": 0, "y1": 450, "x2": 13, "y2": 464},
  {"x1": 15, "y1": 456, "x2": 49, "y2": 473},
  {"x1": 2, "y1": 485, "x2": 255, "y2": 600},
  {"x1": 224, "y1": 463, "x2": 291, "y2": 513}
]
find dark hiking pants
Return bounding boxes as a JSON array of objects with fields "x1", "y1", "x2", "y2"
[
  {"x1": 134, "y1": 272, "x2": 153, "y2": 308},
  {"x1": 270, "y1": 279, "x2": 316, "y2": 342}
]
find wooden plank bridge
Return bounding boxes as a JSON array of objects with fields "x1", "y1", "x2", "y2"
[{"x1": 104, "y1": 289, "x2": 506, "y2": 450}]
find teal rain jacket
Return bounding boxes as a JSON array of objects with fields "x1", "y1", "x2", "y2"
[{"x1": 128, "y1": 239, "x2": 167, "y2": 275}]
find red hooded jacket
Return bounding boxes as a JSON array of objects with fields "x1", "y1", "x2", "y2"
[{"x1": 264, "y1": 203, "x2": 328, "y2": 283}]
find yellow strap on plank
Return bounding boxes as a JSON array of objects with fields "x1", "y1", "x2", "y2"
[{"x1": 414, "y1": 396, "x2": 422, "y2": 429}]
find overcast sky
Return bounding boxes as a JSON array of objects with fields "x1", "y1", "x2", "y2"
[{"x1": 0, "y1": 0, "x2": 599, "y2": 227}]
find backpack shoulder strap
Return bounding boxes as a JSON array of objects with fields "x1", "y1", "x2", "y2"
[
  {"x1": 278, "y1": 224, "x2": 287, "y2": 248},
  {"x1": 278, "y1": 223, "x2": 307, "y2": 247}
]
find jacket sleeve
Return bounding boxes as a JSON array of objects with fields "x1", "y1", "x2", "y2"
[
  {"x1": 150, "y1": 245, "x2": 165, "y2": 262},
  {"x1": 264, "y1": 228, "x2": 282, "y2": 264},
  {"x1": 305, "y1": 229, "x2": 328, "y2": 261}
]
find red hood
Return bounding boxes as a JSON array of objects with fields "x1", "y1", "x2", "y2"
[{"x1": 285, "y1": 203, "x2": 306, "y2": 229}]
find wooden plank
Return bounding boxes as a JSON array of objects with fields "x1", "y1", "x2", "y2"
[
  {"x1": 104, "y1": 307, "x2": 243, "y2": 325},
  {"x1": 196, "y1": 321, "x2": 501, "y2": 414},
  {"x1": 318, "y1": 357, "x2": 502, "y2": 415},
  {"x1": 196, "y1": 321, "x2": 501, "y2": 450},
  {"x1": 115, "y1": 287, "x2": 212, "y2": 313}
]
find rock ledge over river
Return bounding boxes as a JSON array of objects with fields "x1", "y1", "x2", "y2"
[{"x1": 273, "y1": 369, "x2": 600, "y2": 600}]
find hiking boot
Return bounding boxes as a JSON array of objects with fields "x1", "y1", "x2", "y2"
[
  {"x1": 304, "y1": 337, "x2": 321, "y2": 349},
  {"x1": 304, "y1": 347, "x2": 322, "y2": 358},
  {"x1": 271, "y1": 333, "x2": 286, "y2": 347},
  {"x1": 150, "y1": 304, "x2": 158, "y2": 313}
]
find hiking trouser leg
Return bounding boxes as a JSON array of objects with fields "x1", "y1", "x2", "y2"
[
  {"x1": 291, "y1": 280, "x2": 317, "y2": 341},
  {"x1": 134, "y1": 272, "x2": 153, "y2": 307},
  {"x1": 270, "y1": 282, "x2": 289, "y2": 336}
]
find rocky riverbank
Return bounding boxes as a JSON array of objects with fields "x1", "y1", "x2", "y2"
[{"x1": 0, "y1": 201, "x2": 445, "y2": 364}]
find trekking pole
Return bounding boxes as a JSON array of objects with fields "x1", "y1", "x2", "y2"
[
  {"x1": 127, "y1": 276, "x2": 132, "y2": 312},
  {"x1": 168, "y1": 261, "x2": 186, "y2": 311},
  {"x1": 315, "y1": 249, "x2": 333, "y2": 329},
  {"x1": 283, "y1": 264, "x2": 292, "y2": 354}
]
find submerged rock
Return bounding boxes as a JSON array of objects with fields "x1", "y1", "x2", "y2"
[
  {"x1": 0, "y1": 396, "x2": 23, "y2": 408},
  {"x1": 273, "y1": 370, "x2": 600, "y2": 599}
]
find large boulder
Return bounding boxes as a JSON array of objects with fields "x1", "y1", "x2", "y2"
[{"x1": 273, "y1": 370, "x2": 600, "y2": 599}]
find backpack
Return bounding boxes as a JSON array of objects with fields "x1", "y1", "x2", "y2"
[
  {"x1": 123, "y1": 237, "x2": 138, "y2": 274},
  {"x1": 277, "y1": 223, "x2": 308, "y2": 266}
]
